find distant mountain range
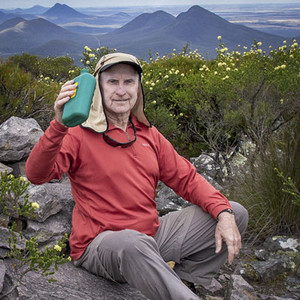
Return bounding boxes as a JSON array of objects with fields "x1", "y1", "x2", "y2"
[{"x1": 0, "y1": 3, "x2": 295, "y2": 63}]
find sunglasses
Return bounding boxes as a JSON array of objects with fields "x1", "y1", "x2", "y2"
[{"x1": 102, "y1": 119, "x2": 137, "y2": 148}]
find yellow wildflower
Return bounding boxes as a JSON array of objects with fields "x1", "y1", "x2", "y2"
[
  {"x1": 217, "y1": 36, "x2": 222, "y2": 40},
  {"x1": 31, "y1": 202, "x2": 40, "y2": 210},
  {"x1": 54, "y1": 245, "x2": 62, "y2": 252}
]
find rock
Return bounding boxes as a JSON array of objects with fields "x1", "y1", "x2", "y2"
[
  {"x1": 26, "y1": 184, "x2": 63, "y2": 223},
  {"x1": 230, "y1": 153, "x2": 248, "y2": 176},
  {"x1": 230, "y1": 275, "x2": 254, "y2": 291},
  {"x1": 0, "y1": 266, "x2": 18, "y2": 299},
  {"x1": 0, "y1": 260, "x2": 5, "y2": 293},
  {"x1": 226, "y1": 275, "x2": 258, "y2": 300},
  {"x1": 191, "y1": 154, "x2": 221, "y2": 180},
  {"x1": 0, "y1": 249, "x2": 10, "y2": 259},
  {"x1": 238, "y1": 259, "x2": 290, "y2": 282},
  {"x1": 0, "y1": 227, "x2": 26, "y2": 253},
  {"x1": 6, "y1": 162, "x2": 26, "y2": 178},
  {"x1": 0, "y1": 163, "x2": 13, "y2": 175},
  {"x1": 254, "y1": 249, "x2": 269, "y2": 261},
  {"x1": 22, "y1": 180, "x2": 74, "y2": 248},
  {"x1": 24, "y1": 213, "x2": 71, "y2": 247},
  {"x1": 43, "y1": 180, "x2": 74, "y2": 223},
  {"x1": 190, "y1": 154, "x2": 223, "y2": 189},
  {"x1": 155, "y1": 182, "x2": 191, "y2": 215},
  {"x1": 0, "y1": 117, "x2": 43, "y2": 163},
  {"x1": 3, "y1": 260, "x2": 148, "y2": 300},
  {"x1": 0, "y1": 215, "x2": 9, "y2": 228},
  {"x1": 263, "y1": 236, "x2": 300, "y2": 253}
]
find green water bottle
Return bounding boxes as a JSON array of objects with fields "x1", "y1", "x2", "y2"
[{"x1": 62, "y1": 68, "x2": 96, "y2": 127}]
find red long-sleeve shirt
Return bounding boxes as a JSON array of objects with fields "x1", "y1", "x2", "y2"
[{"x1": 25, "y1": 117, "x2": 231, "y2": 260}]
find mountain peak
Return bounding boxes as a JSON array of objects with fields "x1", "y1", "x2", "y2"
[
  {"x1": 42, "y1": 3, "x2": 85, "y2": 18},
  {"x1": 114, "y1": 10, "x2": 175, "y2": 34}
]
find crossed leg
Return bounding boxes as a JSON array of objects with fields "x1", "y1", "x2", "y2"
[{"x1": 74, "y1": 201, "x2": 248, "y2": 300}]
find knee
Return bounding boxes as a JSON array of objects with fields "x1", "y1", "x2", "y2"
[
  {"x1": 230, "y1": 201, "x2": 249, "y2": 235},
  {"x1": 112, "y1": 229, "x2": 158, "y2": 259}
]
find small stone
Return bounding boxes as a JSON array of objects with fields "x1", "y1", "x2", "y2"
[{"x1": 0, "y1": 260, "x2": 6, "y2": 293}]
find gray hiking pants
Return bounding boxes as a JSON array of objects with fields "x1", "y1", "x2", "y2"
[{"x1": 74, "y1": 202, "x2": 248, "y2": 300}]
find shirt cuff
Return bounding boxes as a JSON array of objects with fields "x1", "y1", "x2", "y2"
[{"x1": 51, "y1": 118, "x2": 69, "y2": 133}]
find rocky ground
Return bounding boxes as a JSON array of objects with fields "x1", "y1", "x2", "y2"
[
  {"x1": 1, "y1": 236, "x2": 299, "y2": 300},
  {"x1": 1, "y1": 117, "x2": 299, "y2": 300},
  {"x1": 191, "y1": 238, "x2": 300, "y2": 300}
]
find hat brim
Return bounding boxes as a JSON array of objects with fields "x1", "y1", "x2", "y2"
[{"x1": 100, "y1": 61, "x2": 143, "y2": 74}]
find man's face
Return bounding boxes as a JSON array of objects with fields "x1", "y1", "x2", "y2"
[{"x1": 100, "y1": 63, "x2": 139, "y2": 119}]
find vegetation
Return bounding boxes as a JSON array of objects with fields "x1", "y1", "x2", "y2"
[
  {"x1": 0, "y1": 38, "x2": 299, "y2": 243},
  {"x1": 0, "y1": 172, "x2": 70, "y2": 298}
]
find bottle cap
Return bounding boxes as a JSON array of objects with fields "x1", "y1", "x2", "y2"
[{"x1": 80, "y1": 68, "x2": 90, "y2": 74}]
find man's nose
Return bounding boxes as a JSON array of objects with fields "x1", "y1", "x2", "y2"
[{"x1": 116, "y1": 84, "x2": 126, "y2": 95}]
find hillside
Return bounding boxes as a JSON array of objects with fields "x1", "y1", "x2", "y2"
[
  {"x1": 0, "y1": 17, "x2": 25, "y2": 31},
  {"x1": 113, "y1": 10, "x2": 175, "y2": 35},
  {"x1": 0, "y1": 18, "x2": 86, "y2": 54},
  {"x1": 0, "y1": 4, "x2": 290, "y2": 61},
  {"x1": 98, "y1": 5, "x2": 288, "y2": 58}
]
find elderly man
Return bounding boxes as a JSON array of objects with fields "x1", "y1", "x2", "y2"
[{"x1": 26, "y1": 53, "x2": 248, "y2": 300}]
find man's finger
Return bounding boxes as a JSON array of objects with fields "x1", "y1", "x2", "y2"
[{"x1": 215, "y1": 231, "x2": 222, "y2": 254}]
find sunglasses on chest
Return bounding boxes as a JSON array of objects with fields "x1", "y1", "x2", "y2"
[{"x1": 102, "y1": 118, "x2": 137, "y2": 148}]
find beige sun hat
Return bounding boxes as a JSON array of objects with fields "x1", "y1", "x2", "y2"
[{"x1": 81, "y1": 52, "x2": 150, "y2": 133}]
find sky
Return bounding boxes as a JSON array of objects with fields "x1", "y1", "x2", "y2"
[{"x1": 1, "y1": 0, "x2": 299, "y2": 9}]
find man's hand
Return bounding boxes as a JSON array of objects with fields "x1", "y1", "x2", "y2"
[
  {"x1": 215, "y1": 212, "x2": 241, "y2": 264},
  {"x1": 54, "y1": 80, "x2": 77, "y2": 126}
]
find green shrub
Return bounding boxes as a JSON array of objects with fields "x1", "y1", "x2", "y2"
[
  {"x1": 0, "y1": 172, "x2": 70, "y2": 298},
  {"x1": 229, "y1": 116, "x2": 300, "y2": 244},
  {"x1": 9, "y1": 53, "x2": 79, "y2": 82},
  {"x1": 0, "y1": 61, "x2": 61, "y2": 130}
]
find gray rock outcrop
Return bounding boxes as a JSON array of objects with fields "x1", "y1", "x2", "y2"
[{"x1": 0, "y1": 117, "x2": 43, "y2": 163}]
